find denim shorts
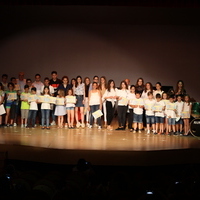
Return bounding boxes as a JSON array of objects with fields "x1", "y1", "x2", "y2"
[
  {"x1": 146, "y1": 115, "x2": 155, "y2": 124},
  {"x1": 175, "y1": 118, "x2": 183, "y2": 125},
  {"x1": 66, "y1": 107, "x2": 74, "y2": 110},
  {"x1": 155, "y1": 116, "x2": 164, "y2": 124},
  {"x1": 168, "y1": 118, "x2": 176, "y2": 125},
  {"x1": 133, "y1": 114, "x2": 143, "y2": 123}
]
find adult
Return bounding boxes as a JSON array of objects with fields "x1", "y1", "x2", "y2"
[
  {"x1": 32, "y1": 74, "x2": 44, "y2": 95},
  {"x1": 57, "y1": 76, "x2": 72, "y2": 96},
  {"x1": 141, "y1": 82, "x2": 154, "y2": 100},
  {"x1": 84, "y1": 77, "x2": 91, "y2": 127},
  {"x1": 1, "y1": 74, "x2": 8, "y2": 91},
  {"x1": 89, "y1": 75, "x2": 99, "y2": 91},
  {"x1": 124, "y1": 78, "x2": 131, "y2": 90},
  {"x1": 16, "y1": 72, "x2": 26, "y2": 93},
  {"x1": 175, "y1": 80, "x2": 186, "y2": 98},
  {"x1": 135, "y1": 77, "x2": 145, "y2": 94}
]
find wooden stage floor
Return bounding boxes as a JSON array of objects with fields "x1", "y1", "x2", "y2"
[{"x1": 0, "y1": 121, "x2": 200, "y2": 166}]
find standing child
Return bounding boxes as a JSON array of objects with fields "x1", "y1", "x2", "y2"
[
  {"x1": 131, "y1": 92, "x2": 144, "y2": 133},
  {"x1": 154, "y1": 94, "x2": 165, "y2": 134},
  {"x1": 40, "y1": 86, "x2": 51, "y2": 129},
  {"x1": 27, "y1": 87, "x2": 38, "y2": 128},
  {"x1": 0, "y1": 83, "x2": 5, "y2": 127},
  {"x1": 181, "y1": 95, "x2": 192, "y2": 135},
  {"x1": 144, "y1": 92, "x2": 156, "y2": 134},
  {"x1": 55, "y1": 89, "x2": 66, "y2": 128},
  {"x1": 65, "y1": 89, "x2": 76, "y2": 129},
  {"x1": 20, "y1": 85, "x2": 30, "y2": 128},
  {"x1": 175, "y1": 95, "x2": 184, "y2": 134},
  {"x1": 162, "y1": 92, "x2": 169, "y2": 133},
  {"x1": 166, "y1": 95, "x2": 177, "y2": 135}
]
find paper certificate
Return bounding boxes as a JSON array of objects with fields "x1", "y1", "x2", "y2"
[
  {"x1": 0, "y1": 104, "x2": 6, "y2": 115},
  {"x1": 38, "y1": 96, "x2": 50, "y2": 103},
  {"x1": 7, "y1": 92, "x2": 17, "y2": 100},
  {"x1": 49, "y1": 97, "x2": 57, "y2": 104},
  {"x1": 181, "y1": 111, "x2": 190, "y2": 118},
  {"x1": 56, "y1": 98, "x2": 65, "y2": 106},
  {"x1": 153, "y1": 105, "x2": 163, "y2": 112},
  {"x1": 66, "y1": 96, "x2": 76, "y2": 104},
  {"x1": 21, "y1": 93, "x2": 30, "y2": 100},
  {"x1": 92, "y1": 109, "x2": 103, "y2": 119},
  {"x1": 145, "y1": 103, "x2": 152, "y2": 110},
  {"x1": 28, "y1": 95, "x2": 38, "y2": 102},
  {"x1": 166, "y1": 103, "x2": 176, "y2": 110},
  {"x1": 162, "y1": 100, "x2": 169, "y2": 105},
  {"x1": 118, "y1": 97, "x2": 128, "y2": 106}
]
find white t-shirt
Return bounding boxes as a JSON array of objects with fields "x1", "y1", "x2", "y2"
[
  {"x1": 117, "y1": 89, "x2": 129, "y2": 106},
  {"x1": 102, "y1": 88, "x2": 117, "y2": 102},
  {"x1": 166, "y1": 102, "x2": 176, "y2": 118},
  {"x1": 127, "y1": 93, "x2": 136, "y2": 109},
  {"x1": 154, "y1": 100, "x2": 165, "y2": 117},
  {"x1": 132, "y1": 98, "x2": 144, "y2": 115},
  {"x1": 41, "y1": 85, "x2": 54, "y2": 95},
  {"x1": 175, "y1": 101, "x2": 184, "y2": 116},
  {"x1": 41, "y1": 95, "x2": 51, "y2": 110},
  {"x1": 65, "y1": 95, "x2": 76, "y2": 108},
  {"x1": 182, "y1": 102, "x2": 192, "y2": 112},
  {"x1": 145, "y1": 99, "x2": 156, "y2": 116},
  {"x1": 32, "y1": 81, "x2": 44, "y2": 95}
]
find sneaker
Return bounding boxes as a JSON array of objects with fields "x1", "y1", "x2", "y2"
[
  {"x1": 76, "y1": 122, "x2": 81, "y2": 128},
  {"x1": 21, "y1": 124, "x2": 24, "y2": 128},
  {"x1": 86, "y1": 123, "x2": 90, "y2": 127},
  {"x1": 13, "y1": 123, "x2": 17, "y2": 127},
  {"x1": 51, "y1": 121, "x2": 56, "y2": 126},
  {"x1": 147, "y1": 130, "x2": 150, "y2": 134},
  {"x1": 81, "y1": 123, "x2": 85, "y2": 128},
  {"x1": 133, "y1": 130, "x2": 136, "y2": 133},
  {"x1": 98, "y1": 126, "x2": 101, "y2": 130},
  {"x1": 65, "y1": 123, "x2": 68, "y2": 128},
  {"x1": 88, "y1": 125, "x2": 92, "y2": 128},
  {"x1": 138, "y1": 130, "x2": 142, "y2": 133}
]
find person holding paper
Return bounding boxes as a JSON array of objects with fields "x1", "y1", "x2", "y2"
[
  {"x1": 55, "y1": 89, "x2": 66, "y2": 128},
  {"x1": 0, "y1": 83, "x2": 5, "y2": 127},
  {"x1": 66, "y1": 89, "x2": 76, "y2": 129},
  {"x1": 20, "y1": 85, "x2": 30, "y2": 128},
  {"x1": 181, "y1": 95, "x2": 192, "y2": 136},
  {"x1": 115, "y1": 81, "x2": 129, "y2": 130},
  {"x1": 153, "y1": 82, "x2": 164, "y2": 98},
  {"x1": 154, "y1": 93, "x2": 165, "y2": 134},
  {"x1": 103, "y1": 79, "x2": 118, "y2": 131},
  {"x1": 130, "y1": 92, "x2": 144, "y2": 133},
  {"x1": 40, "y1": 86, "x2": 51, "y2": 129},
  {"x1": 5, "y1": 82, "x2": 17, "y2": 127},
  {"x1": 84, "y1": 77, "x2": 91, "y2": 127},
  {"x1": 175, "y1": 95, "x2": 184, "y2": 134},
  {"x1": 27, "y1": 87, "x2": 38, "y2": 128},
  {"x1": 162, "y1": 92, "x2": 169, "y2": 133},
  {"x1": 88, "y1": 82, "x2": 102, "y2": 129},
  {"x1": 144, "y1": 92, "x2": 156, "y2": 134}
]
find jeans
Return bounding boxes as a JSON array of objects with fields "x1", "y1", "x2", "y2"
[
  {"x1": 90, "y1": 105, "x2": 101, "y2": 126},
  {"x1": 41, "y1": 109, "x2": 50, "y2": 127},
  {"x1": 27, "y1": 110, "x2": 37, "y2": 127}
]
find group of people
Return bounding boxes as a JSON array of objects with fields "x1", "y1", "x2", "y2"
[{"x1": 0, "y1": 71, "x2": 192, "y2": 135}]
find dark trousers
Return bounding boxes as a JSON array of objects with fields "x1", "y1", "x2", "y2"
[
  {"x1": 27, "y1": 110, "x2": 37, "y2": 127},
  {"x1": 117, "y1": 105, "x2": 127, "y2": 127},
  {"x1": 90, "y1": 105, "x2": 101, "y2": 126},
  {"x1": 106, "y1": 101, "x2": 115, "y2": 126},
  {"x1": 127, "y1": 108, "x2": 134, "y2": 129}
]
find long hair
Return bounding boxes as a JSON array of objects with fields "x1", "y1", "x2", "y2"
[
  {"x1": 75, "y1": 75, "x2": 82, "y2": 87},
  {"x1": 0, "y1": 82, "x2": 4, "y2": 91},
  {"x1": 58, "y1": 89, "x2": 65, "y2": 98},
  {"x1": 107, "y1": 79, "x2": 115, "y2": 92},
  {"x1": 62, "y1": 76, "x2": 69, "y2": 84},
  {"x1": 175, "y1": 80, "x2": 185, "y2": 94},
  {"x1": 119, "y1": 80, "x2": 128, "y2": 90},
  {"x1": 135, "y1": 77, "x2": 144, "y2": 88},
  {"x1": 184, "y1": 94, "x2": 191, "y2": 106},
  {"x1": 99, "y1": 76, "x2": 107, "y2": 90},
  {"x1": 42, "y1": 86, "x2": 50, "y2": 95},
  {"x1": 144, "y1": 82, "x2": 153, "y2": 93}
]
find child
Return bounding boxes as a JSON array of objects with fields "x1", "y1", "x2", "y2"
[
  {"x1": 0, "y1": 83, "x2": 5, "y2": 127},
  {"x1": 40, "y1": 86, "x2": 51, "y2": 129},
  {"x1": 144, "y1": 92, "x2": 156, "y2": 134},
  {"x1": 154, "y1": 93, "x2": 165, "y2": 134},
  {"x1": 127, "y1": 85, "x2": 136, "y2": 132},
  {"x1": 88, "y1": 82, "x2": 102, "y2": 129},
  {"x1": 175, "y1": 95, "x2": 184, "y2": 134},
  {"x1": 162, "y1": 92, "x2": 169, "y2": 133},
  {"x1": 166, "y1": 95, "x2": 177, "y2": 135},
  {"x1": 20, "y1": 85, "x2": 30, "y2": 128},
  {"x1": 153, "y1": 82, "x2": 164, "y2": 98},
  {"x1": 65, "y1": 89, "x2": 76, "y2": 129},
  {"x1": 181, "y1": 95, "x2": 192, "y2": 135},
  {"x1": 5, "y1": 82, "x2": 17, "y2": 127},
  {"x1": 55, "y1": 89, "x2": 66, "y2": 128},
  {"x1": 27, "y1": 87, "x2": 38, "y2": 128},
  {"x1": 131, "y1": 92, "x2": 144, "y2": 133}
]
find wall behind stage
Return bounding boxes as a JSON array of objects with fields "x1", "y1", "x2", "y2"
[{"x1": 0, "y1": 6, "x2": 200, "y2": 101}]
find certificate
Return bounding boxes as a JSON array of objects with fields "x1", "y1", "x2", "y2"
[
  {"x1": 132, "y1": 99, "x2": 143, "y2": 106},
  {"x1": 0, "y1": 104, "x2": 6, "y2": 115},
  {"x1": 28, "y1": 95, "x2": 38, "y2": 102},
  {"x1": 145, "y1": 103, "x2": 152, "y2": 110},
  {"x1": 38, "y1": 96, "x2": 50, "y2": 103},
  {"x1": 166, "y1": 103, "x2": 176, "y2": 110},
  {"x1": 118, "y1": 97, "x2": 128, "y2": 106},
  {"x1": 66, "y1": 96, "x2": 76, "y2": 104},
  {"x1": 92, "y1": 109, "x2": 103, "y2": 119},
  {"x1": 56, "y1": 97, "x2": 65, "y2": 106},
  {"x1": 49, "y1": 97, "x2": 57, "y2": 104},
  {"x1": 21, "y1": 93, "x2": 30, "y2": 100},
  {"x1": 153, "y1": 105, "x2": 162, "y2": 112},
  {"x1": 7, "y1": 92, "x2": 17, "y2": 100},
  {"x1": 181, "y1": 111, "x2": 190, "y2": 118}
]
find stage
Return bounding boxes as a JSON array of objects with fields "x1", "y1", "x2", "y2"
[{"x1": 0, "y1": 121, "x2": 200, "y2": 166}]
